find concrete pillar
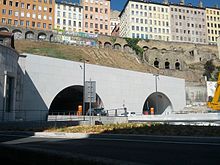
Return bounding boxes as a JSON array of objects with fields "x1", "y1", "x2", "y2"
[{"x1": 217, "y1": 37, "x2": 220, "y2": 59}]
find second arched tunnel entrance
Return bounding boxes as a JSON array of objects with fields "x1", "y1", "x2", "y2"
[
  {"x1": 143, "y1": 92, "x2": 173, "y2": 115},
  {"x1": 49, "y1": 85, "x2": 104, "y2": 115}
]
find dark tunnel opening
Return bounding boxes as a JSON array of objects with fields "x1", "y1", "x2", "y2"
[
  {"x1": 143, "y1": 92, "x2": 173, "y2": 115},
  {"x1": 49, "y1": 85, "x2": 103, "y2": 115}
]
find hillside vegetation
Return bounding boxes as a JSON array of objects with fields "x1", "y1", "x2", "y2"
[
  {"x1": 15, "y1": 40, "x2": 207, "y2": 82},
  {"x1": 15, "y1": 40, "x2": 157, "y2": 74}
]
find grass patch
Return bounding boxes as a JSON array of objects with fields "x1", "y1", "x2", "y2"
[{"x1": 45, "y1": 123, "x2": 220, "y2": 137}]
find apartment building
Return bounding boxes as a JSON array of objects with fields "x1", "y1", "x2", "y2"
[
  {"x1": 206, "y1": 7, "x2": 220, "y2": 44},
  {"x1": 170, "y1": 1, "x2": 207, "y2": 44},
  {"x1": 119, "y1": 0, "x2": 171, "y2": 41},
  {"x1": 0, "y1": 0, "x2": 54, "y2": 31},
  {"x1": 110, "y1": 10, "x2": 120, "y2": 33},
  {"x1": 54, "y1": 0, "x2": 83, "y2": 32},
  {"x1": 81, "y1": 0, "x2": 111, "y2": 35}
]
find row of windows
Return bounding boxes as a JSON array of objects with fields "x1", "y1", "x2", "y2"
[
  {"x1": 84, "y1": 0, "x2": 109, "y2": 6},
  {"x1": 85, "y1": 14, "x2": 108, "y2": 21},
  {"x1": 132, "y1": 33, "x2": 169, "y2": 41},
  {"x1": 174, "y1": 22, "x2": 205, "y2": 29},
  {"x1": 131, "y1": 3, "x2": 169, "y2": 13},
  {"x1": 171, "y1": 15, "x2": 205, "y2": 22},
  {"x1": 2, "y1": 10, "x2": 52, "y2": 21},
  {"x1": 206, "y1": 9, "x2": 220, "y2": 15},
  {"x1": 131, "y1": 11, "x2": 169, "y2": 20},
  {"x1": 208, "y1": 36, "x2": 219, "y2": 42},
  {"x1": 57, "y1": 18, "x2": 82, "y2": 27},
  {"x1": 171, "y1": 7, "x2": 205, "y2": 15},
  {"x1": 208, "y1": 29, "x2": 220, "y2": 35},
  {"x1": 131, "y1": 26, "x2": 170, "y2": 34},
  {"x1": 57, "y1": 4, "x2": 82, "y2": 13},
  {"x1": 175, "y1": 29, "x2": 205, "y2": 36},
  {"x1": 3, "y1": 0, "x2": 53, "y2": 6},
  {"x1": 172, "y1": 35, "x2": 206, "y2": 43},
  {"x1": 57, "y1": 11, "x2": 82, "y2": 20},
  {"x1": 1, "y1": 18, "x2": 51, "y2": 29},
  {"x1": 131, "y1": 18, "x2": 169, "y2": 26},
  {"x1": 2, "y1": 5, "x2": 52, "y2": 13},
  {"x1": 85, "y1": 22, "x2": 108, "y2": 30},
  {"x1": 84, "y1": 6, "x2": 108, "y2": 14},
  {"x1": 207, "y1": 16, "x2": 220, "y2": 21},
  {"x1": 207, "y1": 23, "x2": 220, "y2": 28},
  {"x1": 56, "y1": 26, "x2": 82, "y2": 32}
]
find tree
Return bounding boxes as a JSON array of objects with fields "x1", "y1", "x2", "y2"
[{"x1": 204, "y1": 60, "x2": 215, "y2": 81}]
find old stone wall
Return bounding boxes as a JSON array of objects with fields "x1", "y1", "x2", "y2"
[{"x1": 0, "y1": 44, "x2": 19, "y2": 121}]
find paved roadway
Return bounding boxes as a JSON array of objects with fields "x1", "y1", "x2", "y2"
[{"x1": 0, "y1": 131, "x2": 220, "y2": 165}]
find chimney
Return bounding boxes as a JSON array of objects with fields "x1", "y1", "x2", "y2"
[
  {"x1": 163, "y1": 0, "x2": 169, "y2": 5},
  {"x1": 198, "y1": 0, "x2": 203, "y2": 8},
  {"x1": 180, "y1": 0, "x2": 184, "y2": 5}
]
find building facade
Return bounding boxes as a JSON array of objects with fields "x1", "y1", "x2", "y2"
[
  {"x1": 119, "y1": 0, "x2": 171, "y2": 41},
  {"x1": 0, "y1": 32, "x2": 19, "y2": 121},
  {"x1": 206, "y1": 7, "x2": 220, "y2": 44},
  {"x1": 0, "y1": 0, "x2": 54, "y2": 31},
  {"x1": 81, "y1": 0, "x2": 111, "y2": 35},
  {"x1": 170, "y1": 3, "x2": 208, "y2": 44},
  {"x1": 217, "y1": 36, "x2": 220, "y2": 59},
  {"x1": 54, "y1": 0, "x2": 83, "y2": 32},
  {"x1": 110, "y1": 10, "x2": 120, "y2": 33}
]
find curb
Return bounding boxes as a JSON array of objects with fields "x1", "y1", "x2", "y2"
[{"x1": 34, "y1": 132, "x2": 89, "y2": 139}]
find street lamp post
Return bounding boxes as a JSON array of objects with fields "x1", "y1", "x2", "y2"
[
  {"x1": 83, "y1": 60, "x2": 86, "y2": 116},
  {"x1": 153, "y1": 74, "x2": 159, "y2": 114}
]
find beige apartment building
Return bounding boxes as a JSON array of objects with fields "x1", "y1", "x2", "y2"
[
  {"x1": 119, "y1": 0, "x2": 171, "y2": 41},
  {"x1": 54, "y1": 0, "x2": 83, "y2": 32},
  {"x1": 81, "y1": 0, "x2": 111, "y2": 35},
  {"x1": 170, "y1": 1, "x2": 208, "y2": 44},
  {"x1": 206, "y1": 7, "x2": 220, "y2": 44},
  {"x1": 0, "y1": 0, "x2": 54, "y2": 31}
]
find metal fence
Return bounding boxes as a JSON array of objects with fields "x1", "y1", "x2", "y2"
[{"x1": 0, "y1": 107, "x2": 128, "y2": 122}]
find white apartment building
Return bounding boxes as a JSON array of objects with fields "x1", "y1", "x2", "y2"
[
  {"x1": 119, "y1": 0, "x2": 171, "y2": 41},
  {"x1": 170, "y1": 3, "x2": 207, "y2": 44},
  {"x1": 54, "y1": 0, "x2": 83, "y2": 32},
  {"x1": 110, "y1": 10, "x2": 120, "y2": 33},
  {"x1": 206, "y1": 7, "x2": 220, "y2": 44}
]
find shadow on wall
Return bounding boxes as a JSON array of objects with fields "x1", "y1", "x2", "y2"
[
  {"x1": 143, "y1": 92, "x2": 173, "y2": 115},
  {"x1": 16, "y1": 66, "x2": 48, "y2": 121},
  {"x1": 0, "y1": 81, "x2": 3, "y2": 118}
]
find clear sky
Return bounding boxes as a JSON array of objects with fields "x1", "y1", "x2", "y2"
[{"x1": 111, "y1": 0, "x2": 220, "y2": 11}]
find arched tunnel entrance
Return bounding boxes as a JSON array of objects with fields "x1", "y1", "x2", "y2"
[
  {"x1": 49, "y1": 85, "x2": 104, "y2": 115},
  {"x1": 143, "y1": 92, "x2": 173, "y2": 115}
]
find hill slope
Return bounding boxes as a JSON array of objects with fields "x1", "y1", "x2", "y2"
[{"x1": 14, "y1": 40, "x2": 204, "y2": 82}]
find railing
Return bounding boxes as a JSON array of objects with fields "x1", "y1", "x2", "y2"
[{"x1": 0, "y1": 107, "x2": 129, "y2": 123}]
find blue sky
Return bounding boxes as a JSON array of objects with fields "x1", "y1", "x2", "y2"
[{"x1": 111, "y1": 0, "x2": 220, "y2": 11}]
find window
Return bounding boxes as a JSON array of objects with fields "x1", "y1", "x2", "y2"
[
  {"x1": 26, "y1": 21, "x2": 30, "y2": 27},
  {"x1": 3, "y1": 0, "x2": 6, "y2": 5},
  {"x1": 20, "y1": 20, "x2": 24, "y2": 26},
  {"x1": 2, "y1": 18, "x2": 6, "y2": 23},
  {"x1": 5, "y1": 76, "x2": 14, "y2": 112},
  {"x1": 27, "y1": 4, "x2": 30, "y2": 9},
  {"x1": 2, "y1": 9, "x2": 6, "y2": 14},
  {"x1": 9, "y1": 1, "x2": 12, "y2": 6},
  {"x1": 8, "y1": 10, "x2": 12, "y2": 15},
  {"x1": 43, "y1": 23, "x2": 46, "y2": 28},
  {"x1": 15, "y1": 2, "x2": 19, "y2": 7}
]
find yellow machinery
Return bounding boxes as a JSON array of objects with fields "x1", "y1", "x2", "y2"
[{"x1": 207, "y1": 73, "x2": 220, "y2": 110}]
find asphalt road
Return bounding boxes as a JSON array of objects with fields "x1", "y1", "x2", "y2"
[{"x1": 1, "y1": 132, "x2": 220, "y2": 165}]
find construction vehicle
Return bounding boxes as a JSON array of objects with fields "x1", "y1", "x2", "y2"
[{"x1": 207, "y1": 73, "x2": 220, "y2": 110}]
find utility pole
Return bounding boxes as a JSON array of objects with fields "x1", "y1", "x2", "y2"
[
  {"x1": 153, "y1": 74, "x2": 159, "y2": 114},
  {"x1": 83, "y1": 60, "x2": 86, "y2": 116}
]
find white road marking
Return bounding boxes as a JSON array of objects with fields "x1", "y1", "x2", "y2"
[{"x1": 88, "y1": 137, "x2": 220, "y2": 146}]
